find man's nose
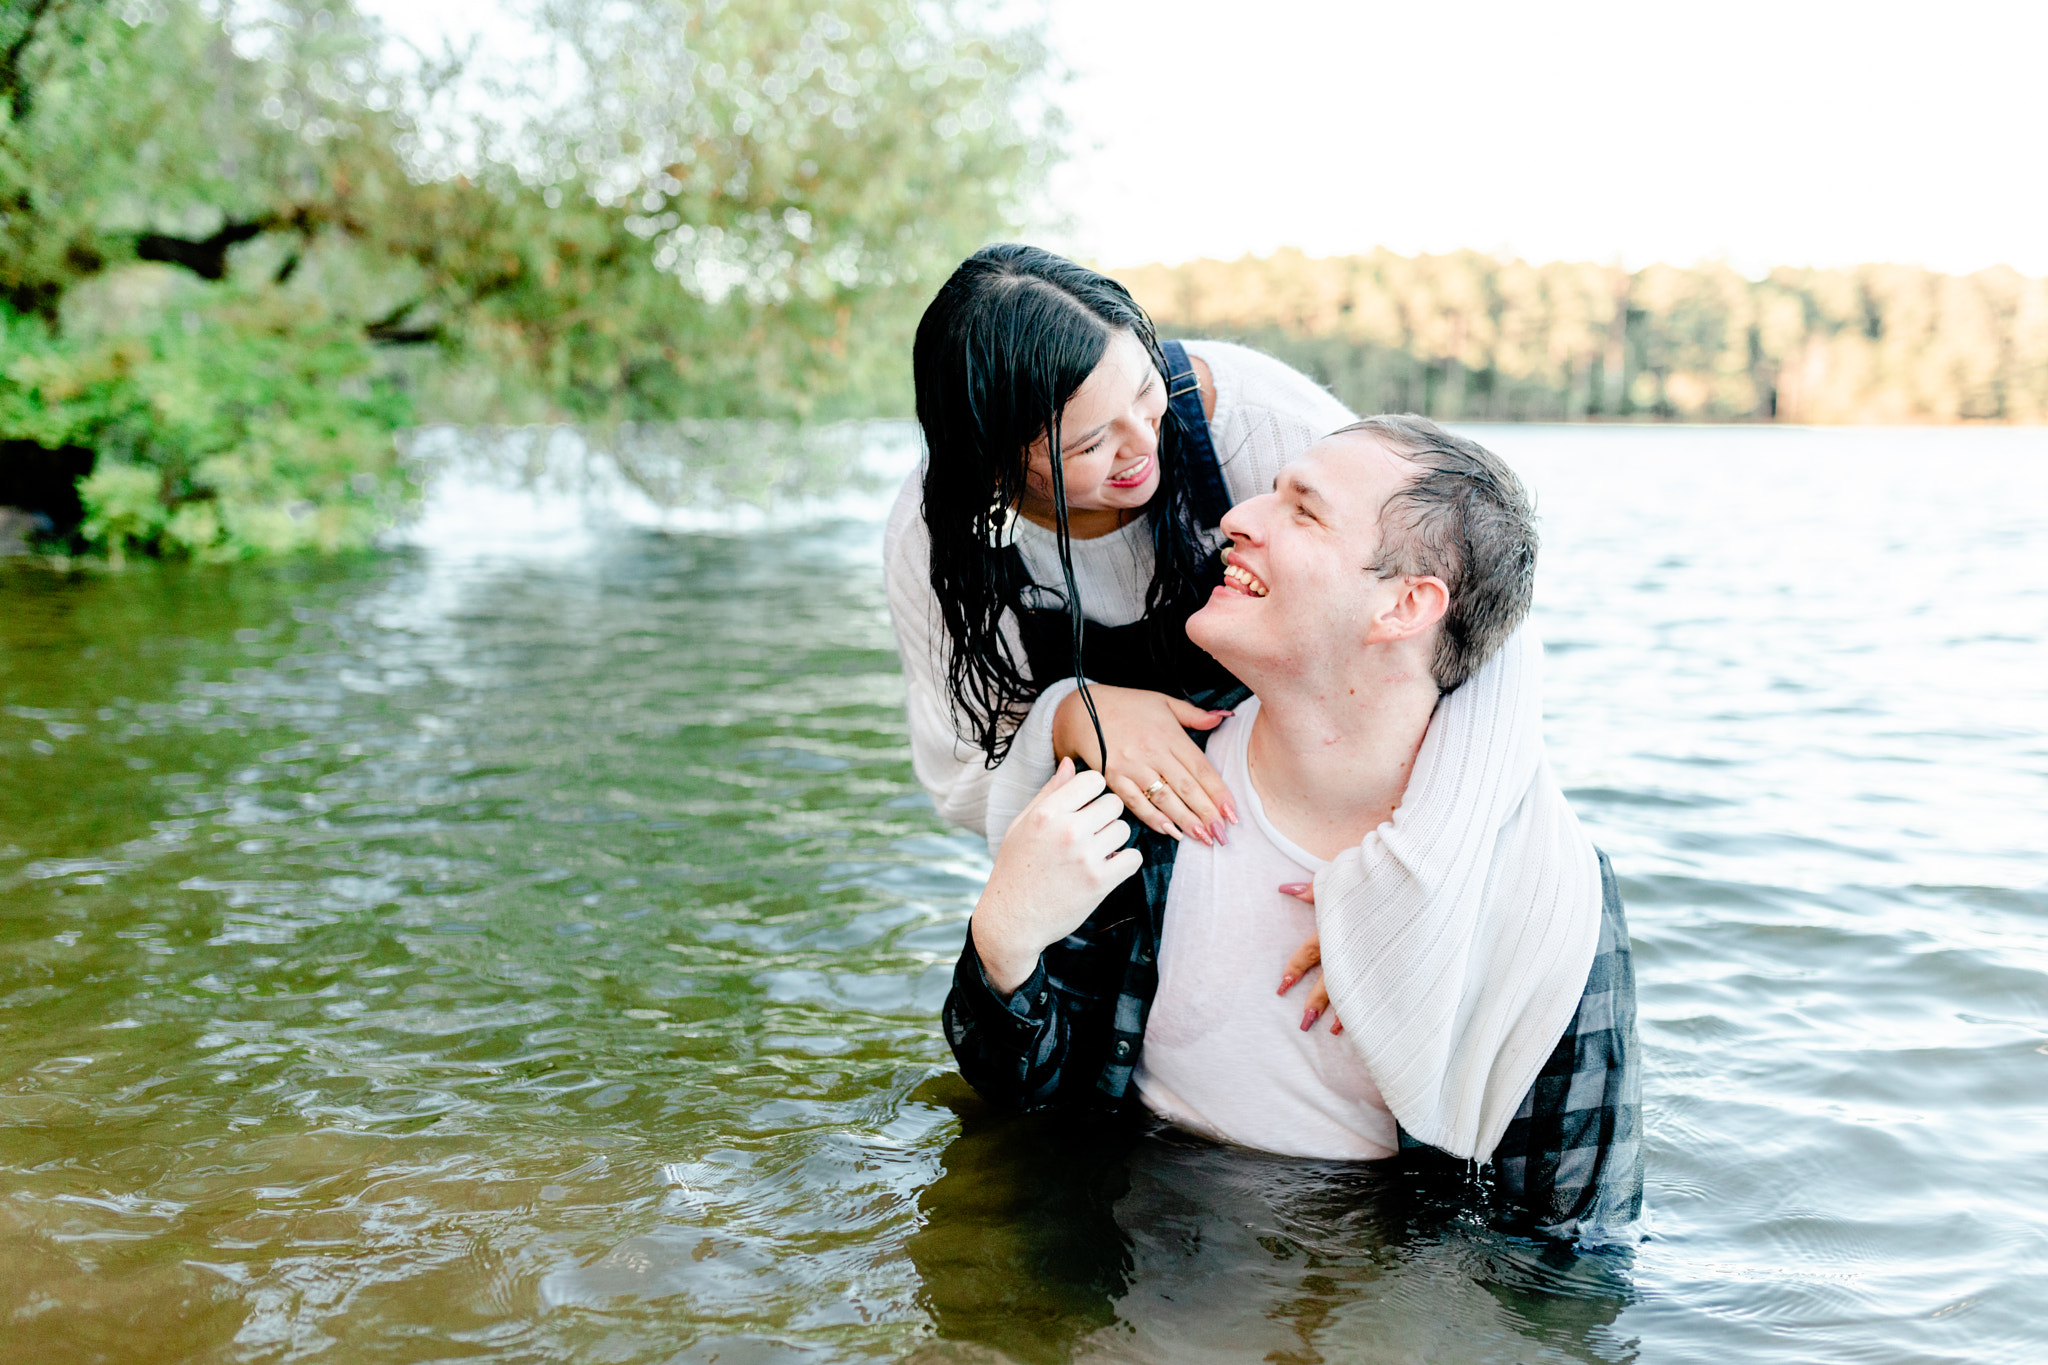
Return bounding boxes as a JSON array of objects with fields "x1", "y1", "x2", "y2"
[{"x1": 1219, "y1": 494, "x2": 1270, "y2": 542}]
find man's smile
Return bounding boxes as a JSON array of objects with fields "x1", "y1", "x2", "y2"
[{"x1": 1222, "y1": 558, "x2": 1269, "y2": 597}]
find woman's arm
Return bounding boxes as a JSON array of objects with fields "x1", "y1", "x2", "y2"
[
  {"x1": 886, "y1": 468, "x2": 1064, "y2": 842},
  {"x1": 888, "y1": 469, "x2": 1237, "y2": 852}
]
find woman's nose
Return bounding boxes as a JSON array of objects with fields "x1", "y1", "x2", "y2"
[{"x1": 1120, "y1": 409, "x2": 1159, "y2": 456}]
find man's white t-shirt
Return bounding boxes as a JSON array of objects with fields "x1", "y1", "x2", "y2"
[{"x1": 1134, "y1": 697, "x2": 1399, "y2": 1160}]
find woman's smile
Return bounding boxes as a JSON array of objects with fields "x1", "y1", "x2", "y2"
[{"x1": 1104, "y1": 454, "x2": 1154, "y2": 489}]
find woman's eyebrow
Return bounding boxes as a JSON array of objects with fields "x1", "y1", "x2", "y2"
[
  {"x1": 1061, "y1": 369, "x2": 1156, "y2": 455},
  {"x1": 1067, "y1": 377, "x2": 1153, "y2": 452},
  {"x1": 1067, "y1": 420, "x2": 1111, "y2": 449}
]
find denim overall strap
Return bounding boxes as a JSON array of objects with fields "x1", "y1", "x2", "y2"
[{"x1": 1160, "y1": 340, "x2": 1230, "y2": 530}]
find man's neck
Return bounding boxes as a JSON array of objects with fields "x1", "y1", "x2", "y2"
[{"x1": 1245, "y1": 670, "x2": 1441, "y2": 863}]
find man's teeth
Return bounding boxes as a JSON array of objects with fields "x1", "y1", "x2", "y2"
[{"x1": 1224, "y1": 564, "x2": 1269, "y2": 597}]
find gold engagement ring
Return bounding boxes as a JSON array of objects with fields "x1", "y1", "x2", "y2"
[{"x1": 1142, "y1": 779, "x2": 1169, "y2": 802}]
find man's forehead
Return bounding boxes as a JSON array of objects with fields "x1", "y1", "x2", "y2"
[{"x1": 1285, "y1": 431, "x2": 1414, "y2": 505}]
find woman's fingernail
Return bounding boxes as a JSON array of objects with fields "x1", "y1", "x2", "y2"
[
  {"x1": 1331, "y1": 1020, "x2": 1344, "y2": 1036},
  {"x1": 1300, "y1": 1008, "x2": 1319, "y2": 1032},
  {"x1": 1278, "y1": 974, "x2": 1297, "y2": 994},
  {"x1": 1208, "y1": 709, "x2": 1234, "y2": 718},
  {"x1": 1224, "y1": 803, "x2": 1239, "y2": 826},
  {"x1": 1278, "y1": 882, "x2": 1309, "y2": 896},
  {"x1": 1207, "y1": 819, "x2": 1228, "y2": 845}
]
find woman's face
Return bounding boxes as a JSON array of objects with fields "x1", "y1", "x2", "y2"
[{"x1": 1018, "y1": 330, "x2": 1166, "y2": 526}]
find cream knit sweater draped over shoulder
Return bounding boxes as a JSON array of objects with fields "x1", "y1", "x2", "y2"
[{"x1": 1314, "y1": 629, "x2": 1603, "y2": 1160}]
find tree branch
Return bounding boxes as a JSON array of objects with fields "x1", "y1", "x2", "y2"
[
  {"x1": 364, "y1": 297, "x2": 441, "y2": 345},
  {"x1": 1, "y1": 0, "x2": 72, "y2": 124},
  {"x1": 134, "y1": 218, "x2": 275, "y2": 281}
]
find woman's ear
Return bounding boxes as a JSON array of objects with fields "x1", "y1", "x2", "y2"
[{"x1": 1366, "y1": 575, "x2": 1450, "y2": 644}]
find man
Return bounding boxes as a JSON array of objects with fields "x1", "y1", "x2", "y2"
[{"x1": 943, "y1": 416, "x2": 1641, "y2": 1240}]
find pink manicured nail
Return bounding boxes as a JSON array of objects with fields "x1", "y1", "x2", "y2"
[
  {"x1": 1208, "y1": 820, "x2": 1228, "y2": 846},
  {"x1": 1277, "y1": 974, "x2": 1297, "y2": 994},
  {"x1": 1300, "y1": 1007, "x2": 1320, "y2": 1032},
  {"x1": 1331, "y1": 1020, "x2": 1344, "y2": 1036},
  {"x1": 1278, "y1": 882, "x2": 1309, "y2": 896},
  {"x1": 1223, "y1": 801, "x2": 1239, "y2": 826},
  {"x1": 1208, "y1": 709, "x2": 1234, "y2": 719}
]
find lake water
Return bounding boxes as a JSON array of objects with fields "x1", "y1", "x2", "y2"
[{"x1": 1, "y1": 423, "x2": 2043, "y2": 1363}]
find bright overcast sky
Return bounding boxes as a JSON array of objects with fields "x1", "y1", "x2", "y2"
[
  {"x1": 363, "y1": 0, "x2": 2048, "y2": 276},
  {"x1": 1042, "y1": 0, "x2": 2048, "y2": 274}
]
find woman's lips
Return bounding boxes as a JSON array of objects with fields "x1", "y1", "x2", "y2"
[{"x1": 1104, "y1": 455, "x2": 1152, "y2": 488}]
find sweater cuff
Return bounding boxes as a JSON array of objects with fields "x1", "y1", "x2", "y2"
[
  {"x1": 985, "y1": 676, "x2": 1081, "y2": 857},
  {"x1": 960, "y1": 925, "x2": 1053, "y2": 1025}
]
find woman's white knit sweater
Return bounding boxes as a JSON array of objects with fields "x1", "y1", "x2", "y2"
[{"x1": 883, "y1": 339, "x2": 1603, "y2": 1160}]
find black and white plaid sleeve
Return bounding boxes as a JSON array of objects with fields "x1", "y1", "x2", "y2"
[
  {"x1": 942, "y1": 826, "x2": 1175, "y2": 1114},
  {"x1": 1490, "y1": 848, "x2": 1644, "y2": 1241}
]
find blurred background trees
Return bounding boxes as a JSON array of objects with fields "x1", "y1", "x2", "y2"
[
  {"x1": 1117, "y1": 250, "x2": 2048, "y2": 426},
  {"x1": 0, "y1": 0, "x2": 1048, "y2": 559}
]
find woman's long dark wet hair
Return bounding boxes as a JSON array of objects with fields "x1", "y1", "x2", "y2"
[{"x1": 914, "y1": 244, "x2": 1214, "y2": 768}]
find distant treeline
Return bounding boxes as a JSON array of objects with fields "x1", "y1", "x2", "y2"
[{"x1": 1116, "y1": 250, "x2": 2048, "y2": 424}]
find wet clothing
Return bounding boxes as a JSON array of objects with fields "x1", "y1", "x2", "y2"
[
  {"x1": 1001, "y1": 341, "x2": 1241, "y2": 702},
  {"x1": 1131, "y1": 700, "x2": 1401, "y2": 1161},
  {"x1": 943, "y1": 791, "x2": 1644, "y2": 1241},
  {"x1": 909, "y1": 340, "x2": 1640, "y2": 1240},
  {"x1": 939, "y1": 357, "x2": 1643, "y2": 1234}
]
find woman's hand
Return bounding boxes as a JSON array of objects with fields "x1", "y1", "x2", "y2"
[
  {"x1": 972, "y1": 759, "x2": 1144, "y2": 995},
  {"x1": 1275, "y1": 882, "x2": 1342, "y2": 1035},
  {"x1": 1052, "y1": 685, "x2": 1238, "y2": 845}
]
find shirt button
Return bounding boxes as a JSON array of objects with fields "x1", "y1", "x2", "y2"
[{"x1": 1114, "y1": 1041, "x2": 1131, "y2": 1058}]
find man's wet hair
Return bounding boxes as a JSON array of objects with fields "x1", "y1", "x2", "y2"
[{"x1": 1334, "y1": 414, "x2": 1538, "y2": 693}]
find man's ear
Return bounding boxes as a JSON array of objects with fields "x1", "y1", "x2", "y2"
[{"x1": 1366, "y1": 576, "x2": 1449, "y2": 645}]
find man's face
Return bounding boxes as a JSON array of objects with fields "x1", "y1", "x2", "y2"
[{"x1": 1187, "y1": 432, "x2": 1423, "y2": 684}]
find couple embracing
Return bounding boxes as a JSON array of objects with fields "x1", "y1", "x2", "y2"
[{"x1": 886, "y1": 245, "x2": 1641, "y2": 1241}]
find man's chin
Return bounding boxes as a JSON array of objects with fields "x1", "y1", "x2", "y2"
[{"x1": 1185, "y1": 596, "x2": 1237, "y2": 662}]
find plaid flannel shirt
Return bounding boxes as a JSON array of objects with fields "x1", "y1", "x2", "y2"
[{"x1": 944, "y1": 767, "x2": 1643, "y2": 1241}]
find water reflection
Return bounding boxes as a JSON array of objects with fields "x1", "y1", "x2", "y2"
[{"x1": 910, "y1": 1081, "x2": 1637, "y2": 1364}]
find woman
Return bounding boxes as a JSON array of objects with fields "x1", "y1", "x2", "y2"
[{"x1": 885, "y1": 244, "x2": 1356, "y2": 855}]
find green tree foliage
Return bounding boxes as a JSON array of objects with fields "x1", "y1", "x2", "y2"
[
  {"x1": 445, "y1": 0, "x2": 1050, "y2": 423},
  {"x1": 1118, "y1": 249, "x2": 2048, "y2": 424},
  {"x1": 0, "y1": 0, "x2": 1048, "y2": 559}
]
